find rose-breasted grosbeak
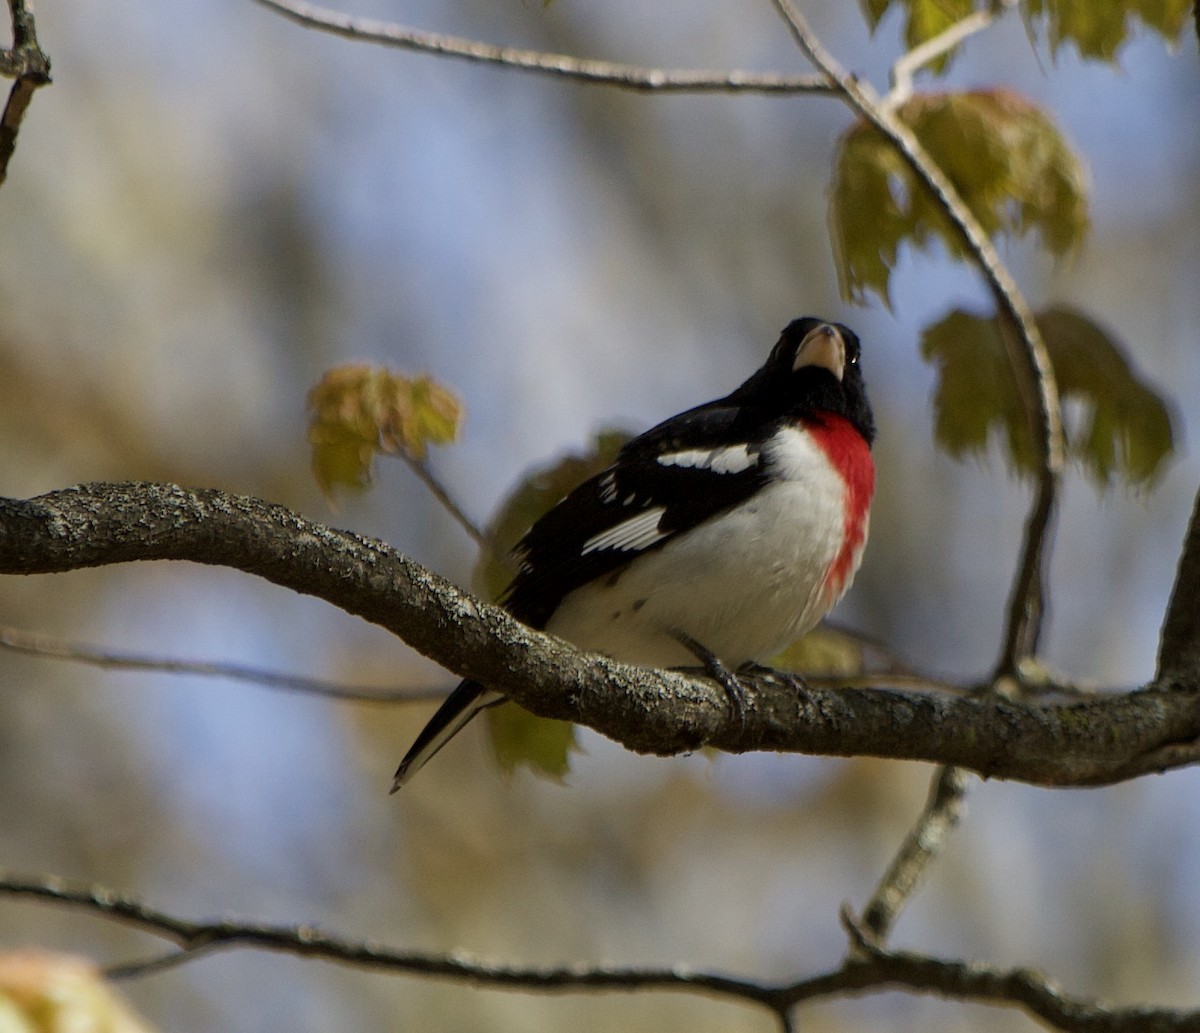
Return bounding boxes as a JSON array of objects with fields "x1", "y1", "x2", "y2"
[{"x1": 393, "y1": 317, "x2": 875, "y2": 788}]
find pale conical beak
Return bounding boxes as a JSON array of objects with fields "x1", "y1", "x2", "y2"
[{"x1": 794, "y1": 323, "x2": 846, "y2": 380}]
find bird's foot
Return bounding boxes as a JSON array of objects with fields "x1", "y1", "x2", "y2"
[{"x1": 671, "y1": 631, "x2": 748, "y2": 733}]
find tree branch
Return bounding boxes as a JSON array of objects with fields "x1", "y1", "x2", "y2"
[
  {"x1": 2, "y1": 870, "x2": 1196, "y2": 1032},
  {"x1": 400, "y1": 453, "x2": 491, "y2": 555},
  {"x1": 0, "y1": 623, "x2": 444, "y2": 703},
  {"x1": 858, "y1": 764, "x2": 972, "y2": 942},
  {"x1": 882, "y1": 0, "x2": 1016, "y2": 112},
  {"x1": 250, "y1": 0, "x2": 833, "y2": 95},
  {"x1": 2, "y1": 482, "x2": 1199, "y2": 787},
  {"x1": 0, "y1": 0, "x2": 51, "y2": 187}
]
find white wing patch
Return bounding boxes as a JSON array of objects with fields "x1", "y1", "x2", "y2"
[
  {"x1": 656, "y1": 444, "x2": 756, "y2": 475},
  {"x1": 581, "y1": 507, "x2": 667, "y2": 555},
  {"x1": 598, "y1": 470, "x2": 618, "y2": 503}
]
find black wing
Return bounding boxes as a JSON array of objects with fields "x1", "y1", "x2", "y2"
[{"x1": 501, "y1": 401, "x2": 775, "y2": 628}]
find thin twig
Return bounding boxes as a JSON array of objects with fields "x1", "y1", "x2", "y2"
[
  {"x1": 883, "y1": 0, "x2": 1016, "y2": 111},
  {"x1": 858, "y1": 764, "x2": 972, "y2": 943},
  {"x1": 3, "y1": 871, "x2": 1196, "y2": 1032},
  {"x1": 0, "y1": 0, "x2": 51, "y2": 186},
  {"x1": 250, "y1": 0, "x2": 833, "y2": 94},
  {"x1": 767, "y1": 0, "x2": 1064, "y2": 679},
  {"x1": 400, "y1": 454, "x2": 491, "y2": 555},
  {"x1": 0, "y1": 624, "x2": 445, "y2": 704}
]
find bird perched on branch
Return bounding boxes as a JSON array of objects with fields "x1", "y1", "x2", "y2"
[{"x1": 393, "y1": 317, "x2": 875, "y2": 789}]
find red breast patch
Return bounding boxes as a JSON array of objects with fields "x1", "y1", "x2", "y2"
[{"x1": 806, "y1": 414, "x2": 874, "y2": 599}]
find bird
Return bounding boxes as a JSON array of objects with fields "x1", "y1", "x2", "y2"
[{"x1": 392, "y1": 316, "x2": 875, "y2": 789}]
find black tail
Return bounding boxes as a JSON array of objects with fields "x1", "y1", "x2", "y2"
[{"x1": 391, "y1": 680, "x2": 504, "y2": 790}]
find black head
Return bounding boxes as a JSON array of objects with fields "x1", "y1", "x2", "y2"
[{"x1": 728, "y1": 316, "x2": 875, "y2": 445}]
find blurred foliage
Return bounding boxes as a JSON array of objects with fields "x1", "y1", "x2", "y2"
[
  {"x1": 0, "y1": 952, "x2": 156, "y2": 1033},
  {"x1": 307, "y1": 366, "x2": 462, "y2": 499},
  {"x1": 769, "y1": 625, "x2": 869, "y2": 677},
  {"x1": 921, "y1": 305, "x2": 1175, "y2": 485},
  {"x1": 486, "y1": 701, "x2": 577, "y2": 780},
  {"x1": 862, "y1": 0, "x2": 1192, "y2": 64},
  {"x1": 1023, "y1": 0, "x2": 1193, "y2": 59},
  {"x1": 830, "y1": 89, "x2": 1089, "y2": 304},
  {"x1": 476, "y1": 430, "x2": 631, "y2": 779}
]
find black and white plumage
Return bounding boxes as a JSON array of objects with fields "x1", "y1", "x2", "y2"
[{"x1": 393, "y1": 317, "x2": 876, "y2": 789}]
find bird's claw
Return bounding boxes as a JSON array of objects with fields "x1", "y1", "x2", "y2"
[{"x1": 671, "y1": 631, "x2": 749, "y2": 735}]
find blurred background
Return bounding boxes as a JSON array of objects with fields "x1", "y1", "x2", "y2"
[{"x1": 1, "y1": 1, "x2": 1198, "y2": 1029}]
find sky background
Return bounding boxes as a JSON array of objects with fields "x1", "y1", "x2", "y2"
[{"x1": 1, "y1": 1, "x2": 1199, "y2": 1030}]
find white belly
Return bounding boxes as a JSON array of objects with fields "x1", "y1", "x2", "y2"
[{"x1": 545, "y1": 428, "x2": 863, "y2": 668}]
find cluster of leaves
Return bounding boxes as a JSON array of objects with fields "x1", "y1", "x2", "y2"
[
  {"x1": 833, "y1": 0, "x2": 1184, "y2": 491},
  {"x1": 862, "y1": 0, "x2": 1192, "y2": 63},
  {"x1": 830, "y1": 89, "x2": 1088, "y2": 305},
  {"x1": 307, "y1": 366, "x2": 463, "y2": 498},
  {"x1": 923, "y1": 307, "x2": 1174, "y2": 485}
]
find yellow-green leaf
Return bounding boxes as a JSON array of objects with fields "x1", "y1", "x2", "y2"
[
  {"x1": 860, "y1": 0, "x2": 894, "y2": 29},
  {"x1": 306, "y1": 366, "x2": 463, "y2": 498},
  {"x1": 921, "y1": 306, "x2": 1175, "y2": 487},
  {"x1": 486, "y1": 704, "x2": 576, "y2": 781},
  {"x1": 830, "y1": 90, "x2": 1089, "y2": 304},
  {"x1": 1024, "y1": 0, "x2": 1192, "y2": 60},
  {"x1": 769, "y1": 626, "x2": 869, "y2": 677},
  {"x1": 858, "y1": 0, "x2": 978, "y2": 71},
  {"x1": 472, "y1": 430, "x2": 631, "y2": 778},
  {"x1": 906, "y1": 0, "x2": 977, "y2": 71}
]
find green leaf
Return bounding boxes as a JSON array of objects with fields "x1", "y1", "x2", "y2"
[
  {"x1": 306, "y1": 366, "x2": 463, "y2": 498},
  {"x1": 921, "y1": 306, "x2": 1175, "y2": 487},
  {"x1": 1037, "y1": 307, "x2": 1176, "y2": 485},
  {"x1": 473, "y1": 430, "x2": 631, "y2": 778},
  {"x1": 859, "y1": 0, "x2": 976, "y2": 64},
  {"x1": 860, "y1": 0, "x2": 895, "y2": 30},
  {"x1": 486, "y1": 704, "x2": 576, "y2": 781},
  {"x1": 769, "y1": 626, "x2": 868, "y2": 677},
  {"x1": 1024, "y1": 0, "x2": 1192, "y2": 60},
  {"x1": 905, "y1": 0, "x2": 977, "y2": 71},
  {"x1": 830, "y1": 90, "x2": 1089, "y2": 304}
]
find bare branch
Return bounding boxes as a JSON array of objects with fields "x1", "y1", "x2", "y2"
[
  {"x1": 0, "y1": 0, "x2": 51, "y2": 186},
  {"x1": 882, "y1": 1, "x2": 1016, "y2": 112},
  {"x1": 767, "y1": 0, "x2": 1064, "y2": 677},
  {"x1": 250, "y1": 0, "x2": 833, "y2": 95},
  {"x1": 858, "y1": 765, "x2": 972, "y2": 943},
  {"x1": 0, "y1": 623, "x2": 444, "y2": 703},
  {"x1": 3, "y1": 870, "x2": 1197, "y2": 1032},
  {"x1": 2, "y1": 483, "x2": 1199, "y2": 787},
  {"x1": 400, "y1": 454, "x2": 492, "y2": 556},
  {"x1": 0, "y1": 870, "x2": 783, "y2": 1008}
]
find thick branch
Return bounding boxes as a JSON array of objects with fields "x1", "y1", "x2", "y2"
[
  {"x1": 2, "y1": 483, "x2": 1199, "y2": 787},
  {"x1": 2, "y1": 871, "x2": 1196, "y2": 1032},
  {"x1": 251, "y1": 0, "x2": 832, "y2": 95}
]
